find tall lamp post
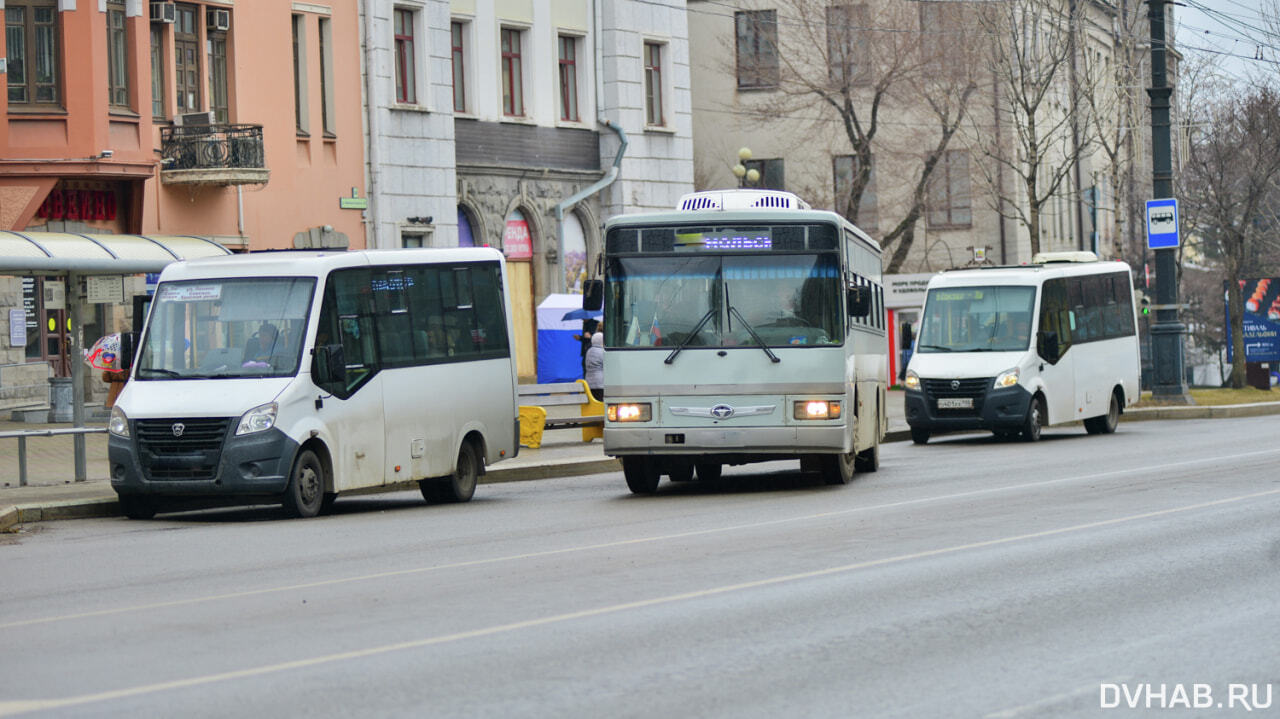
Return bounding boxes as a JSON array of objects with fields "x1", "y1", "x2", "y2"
[
  {"x1": 732, "y1": 146, "x2": 760, "y2": 188},
  {"x1": 1146, "y1": 0, "x2": 1191, "y2": 402}
]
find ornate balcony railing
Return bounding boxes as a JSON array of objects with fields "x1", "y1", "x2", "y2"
[{"x1": 159, "y1": 123, "x2": 270, "y2": 186}]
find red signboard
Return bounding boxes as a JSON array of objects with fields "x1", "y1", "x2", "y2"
[{"x1": 502, "y1": 219, "x2": 532, "y2": 260}]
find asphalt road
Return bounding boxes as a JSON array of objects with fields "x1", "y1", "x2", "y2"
[{"x1": 2, "y1": 416, "x2": 1278, "y2": 718}]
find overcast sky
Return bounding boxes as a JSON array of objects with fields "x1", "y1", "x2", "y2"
[{"x1": 1176, "y1": 0, "x2": 1277, "y2": 87}]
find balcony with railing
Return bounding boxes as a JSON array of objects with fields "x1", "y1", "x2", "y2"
[{"x1": 159, "y1": 124, "x2": 270, "y2": 186}]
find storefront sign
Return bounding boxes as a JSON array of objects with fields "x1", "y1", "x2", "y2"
[{"x1": 503, "y1": 219, "x2": 533, "y2": 260}]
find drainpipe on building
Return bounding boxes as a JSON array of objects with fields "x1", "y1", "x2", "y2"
[
  {"x1": 554, "y1": 119, "x2": 628, "y2": 292},
  {"x1": 237, "y1": 186, "x2": 245, "y2": 239},
  {"x1": 361, "y1": 1, "x2": 383, "y2": 248}
]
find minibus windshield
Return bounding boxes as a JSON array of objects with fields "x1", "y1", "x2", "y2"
[
  {"x1": 917, "y1": 285, "x2": 1036, "y2": 353},
  {"x1": 136, "y1": 277, "x2": 316, "y2": 379}
]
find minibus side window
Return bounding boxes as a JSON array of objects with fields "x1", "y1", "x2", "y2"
[{"x1": 316, "y1": 269, "x2": 378, "y2": 398}]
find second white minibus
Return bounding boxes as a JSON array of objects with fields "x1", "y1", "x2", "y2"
[
  {"x1": 108, "y1": 248, "x2": 519, "y2": 518},
  {"x1": 903, "y1": 253, "x2": 1141, "y2": 443}
]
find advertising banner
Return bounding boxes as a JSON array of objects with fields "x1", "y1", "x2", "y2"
[
  {"x1": 502, "y1": 219, "x2": 533, "y2": 260},
  {"x1": 1226, "y1": 278, "x2": 1280, "y2": 362}
]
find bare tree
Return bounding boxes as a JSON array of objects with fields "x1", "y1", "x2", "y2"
[
  {"x1": 973, "y1": 0, "x2": 1096, "y2": 256},
  {"x1": 1182, "y1": 87, "x2": 1280, "y2": 388}
]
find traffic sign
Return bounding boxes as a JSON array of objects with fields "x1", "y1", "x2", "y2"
[{"x1": 1146, "y1": 198, "x2": 1179, "y2": 249}]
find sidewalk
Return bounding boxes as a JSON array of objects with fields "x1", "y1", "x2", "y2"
[{"x1": 3, "y1": 393, "x2": 1277, "y2": 529}]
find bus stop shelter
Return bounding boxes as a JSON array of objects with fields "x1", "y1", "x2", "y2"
[{"x1": 0, "y1": 231, "x2": 232, "y2": 481}]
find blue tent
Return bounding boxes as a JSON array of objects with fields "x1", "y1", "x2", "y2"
[{"x1": 536, "y1": 294, "x2": 590, "y2": 383}]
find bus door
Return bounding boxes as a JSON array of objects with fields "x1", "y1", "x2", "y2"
[{"x1": 1036, "y1": 278, "x2": 1075, "y2": 424}]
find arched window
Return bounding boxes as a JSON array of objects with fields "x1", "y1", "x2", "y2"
[{"x1": 457, "y1": 206, "x2": 475, "y2": 247}]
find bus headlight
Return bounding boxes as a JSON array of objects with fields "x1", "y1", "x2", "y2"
[
  {"x1": 904, "y1": 371, "x2": 920, "y2": 391},
  {"x1": 994, "y1": 368, "x2": 1020, "y2": 389},
  {"x1": 108, "y1": 406, "x2": 129, "y2": 438},
  {"x1": 607, "y1": 403, "x2": 651, "y2": 422},
  {"x1": 794, "y1": 400, "x2": 841, "y2": 420},
  {"x1": 236, "y1": 402, "x2": 278, "y2": 435}
]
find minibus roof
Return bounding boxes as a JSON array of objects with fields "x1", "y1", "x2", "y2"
[
  {"x1": 157, "y1": 246, "x2": 506, "y2": 281},
  {"x1": 928, "y1": 260, "x2": 1132, "y2": 288}
]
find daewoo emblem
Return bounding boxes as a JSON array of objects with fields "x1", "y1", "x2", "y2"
[
  {"x1": 711, "y1": 404, "x2": 735, "y2": 419},
  {"x1": 172, "y1": 423, "x2": 186, "y2": 437},
  {"x1": 950, "y1": 380, "x2": 961, "y2": 391}
]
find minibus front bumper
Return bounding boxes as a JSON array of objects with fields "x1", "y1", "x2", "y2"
[
  {"x1": 109, "y1": 423, "x2": 300, "y2": 502},
  {"x1": 904, "y1": 383, "x2": 1033, "y2": 433}
]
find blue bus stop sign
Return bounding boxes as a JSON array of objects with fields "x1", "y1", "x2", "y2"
[{"x1": 1146, "y1": 198, "x2": 1179, "y2": 249}]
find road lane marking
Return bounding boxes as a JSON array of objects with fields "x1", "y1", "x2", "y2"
[
  {"x1": 984, "y1": 678, "x2": 1131, "y2": 718},
  {"x1": 3, "y1": 487, "x2": 1278, "y2": 717},
  {"x1": 3, "y1": 447, "x2": 1278, "y2": 632}
]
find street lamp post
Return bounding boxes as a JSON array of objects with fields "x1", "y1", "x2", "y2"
[{"x1": 732, "y1": 146, "x2": 759, "y2": 188}]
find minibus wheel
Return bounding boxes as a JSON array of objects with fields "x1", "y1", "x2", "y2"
[
  {"x1": 1084, "y1": 393, "x2": 1120, "y2": 435},
  {"x1": 910, "y1": 428, "x2": 930, "y2": 445},
  {"x1": 821, "y1": 451, "x2": 857, "y2": 485},
  {"x1": 118, "y1": 495, "x2": 157, "y2": 520},
  {"x1": 623, "y1": 457, "x2": 660, "y2": 494},
  {"x1": 421, "y1": 441, "x2": 479, "y2": 503},
  {"x1": 1021, "y1": 396, "x2": 1044, "y2": 442},
  {"x1": 283, "y1": 449, "x2": 325, "y2": 518}
]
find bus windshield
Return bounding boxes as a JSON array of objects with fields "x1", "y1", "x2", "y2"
[
  {"x1": 137, "y1": 277, "x2": 316, "y2": 379},
  {"x1": 605, "y1": 253, "x2": 842, "y2": 348},
  {"x1": 917, "y1": 285, "x2": 1036, "y2": 353}
]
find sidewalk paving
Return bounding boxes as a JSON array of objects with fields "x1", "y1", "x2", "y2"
[{"x1": 3, "y1": 392, "x2": 1278, "y2": 529}]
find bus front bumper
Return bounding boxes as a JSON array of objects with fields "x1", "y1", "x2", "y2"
[
  {"x1": 605, "y1": 424, "x2": 850, "y2": 456},
  {"x1": 904, "y1": 385, "x2": 1033, "y2": 433}
]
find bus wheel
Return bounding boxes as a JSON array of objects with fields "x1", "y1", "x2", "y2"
[
  {"x1": 1021, "y1": 397, "x2": 1044, "y2": 442},
  {"x1": 910, "y1": 428, "x2": 930, "y2": 445},
  {"x1": 668, "y1": 462, "x2": 695, "y2": 482},
  {"x1": 118, "y1": 495, "x2": 156, "y2": 520},
  {"x1": 854, "y1": 443, "x2": 879, "y2": 473},
  {"x1": 623, "y1": 457, "x2": 660, "y2": 494},
  {"x1": 695, "y1": 463, "x2": 722, "y2": 482},
  {"x1": 1084, "y1": 393, "x2": 1120, "y2": 435},
  {"x1": 821, "y1": 452, "x2": 856, "y2": 485},
  {"x1": 283, "y1": 449, "x2": 325, "y2": 518},
  {"x1": 421, "y1": 441, "x2": 479, "y2": 503}
]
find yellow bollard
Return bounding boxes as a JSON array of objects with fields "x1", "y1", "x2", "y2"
[
  {"x1": 578, "y1": 379, "x2": 603, "y2": 443},
  {"x1": 519, "y1": 405, "x2": 547, "y2": 448}
]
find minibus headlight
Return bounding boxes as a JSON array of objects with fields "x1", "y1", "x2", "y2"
[
  {"x1": 607, "y1": 403, "x2": 651, "y2": 422},
  {"x1": 994, "y1": 368, "x2": 1020, "y2": 389},
  {"x1": 108, "y1": 406, "x2": 129, "y2": 438},
  {"x1": 794, "y1": 400, "x2": 841, "y2": 420},
  {"x1": 236, "y1": 402, "x2": 278, "y2": 435},
  {"x1": 904, "y1": 370, "x2": 920, "y2": 391}
]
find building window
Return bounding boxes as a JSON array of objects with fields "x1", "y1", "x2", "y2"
[
  {"x1": 292, "y1": 14, "x2": 307, "y2": 132},
  {"x1": 826, "y1": 5, "x2": 869, "y2": 87},
  {"x1": 833, "y1": 154, "x2": 878, "y2": 230},
  {"x1": 107, "y1": 0, "x2": 129, "y2": 109},
  {"x1": 402, "y1": 232, "x2": 426, "y2": 249},
  {"x1": 318, "y1": 17, "x2": 335, "y2": 135},
  {"x1": 501, "y1": 28, "x2": 523, "y2": 116},
  {"x1": 735, "y1": 10, "x2": 777, "y2": 89},
  {"x1": 644, "y1": 41, "x2": 664, "y2": 127},
  {"x1": 207, "y1": 24, "x2": 229, "y2": 123},
  {"x1": 927, "y1": 150, "x2": 972, "y2": 228},
  {"x1": 150, "y1": 24, "x2": 166, "y2": 117},
  {"x1": 6, "y1": 1, "x2": 60, "y2": 106},
  {"x1": 394, "y1": 8, "x2": 417, "y2": 104},
  {"x1": 451, "y1": 21, "x2": 466, "y2": 113},
  {"x1": 558, "y1": 34, "x2": 579, "y2": 122},
  {"x1": 175, "y1": 4, "x2": 201, "y2": 114},
  {"x1": 744, "y1": 158, "x2": 785, "y2": 191}
]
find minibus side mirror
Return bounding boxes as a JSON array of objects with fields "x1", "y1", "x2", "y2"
[
  {"x1": 312, "y1": 344, "x2": 347, "y2": 387},
  {"x1": 847, "y1": 286, "x2": 871, "y2": 318},
  {"x1": 1037, "y1": 330, "x2": 1060, "y2": 364},
  {"x1": 583, "y1": 279, "x2": 603, "y2": 311},
  {"x1": 118, "y1": 332, "x2": 139, "y2": 371}
]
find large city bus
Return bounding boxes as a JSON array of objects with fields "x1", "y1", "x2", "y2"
[
  {"x1": 584, "y1": 189, "x2": 888, "y2": 493},
  {"x1": 108, "y1": 248, "x2": 519, "y2": 518},
  {"x1": 903, "y1": 252, "x2": 1141, "y2": 443}
]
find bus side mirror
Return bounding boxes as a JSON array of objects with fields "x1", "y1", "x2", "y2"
[
  {"x1": 847, "y1": 286, "x2": 871, "y2": 318},
  {"x1": 118, "y1": 332, "x2": 139, "y2": 371},
  {"x1": 1037, "y1": 330, "x2": 1060, "y2": 364},
  {"x1": 583, "y1": 280, "x2": 603, "y2": 311},
  {"x1": 312, "y1": 344, "x2": 347, "y2": 386}
]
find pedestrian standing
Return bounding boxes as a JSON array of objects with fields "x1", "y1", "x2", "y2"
[{"x1": 584, "y1": 331, "x2": 604, "y2": 401}]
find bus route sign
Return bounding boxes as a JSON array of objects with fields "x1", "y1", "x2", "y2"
[{"x1": 1146, "y1": 198, "x2": 1179, "y2": 249}]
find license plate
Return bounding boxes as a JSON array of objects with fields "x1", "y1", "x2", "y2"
[{"x1": 937, "y1": 397, "x2": 973, "y2": 409}]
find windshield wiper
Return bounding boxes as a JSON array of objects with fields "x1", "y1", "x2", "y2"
[
  {"x1": 727, "y1": 305, "x2": 781, "y2": 363},
  {"x1": 664, "y1": 307, "x2": 718, "y2": 365},
  {"x1": 137, "y1": 368, "x2": 182, "y2": 378}
]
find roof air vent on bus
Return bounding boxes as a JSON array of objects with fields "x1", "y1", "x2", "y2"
[
  {"x1": 1032, "y1": 251, "x2": 1099, "y2": 264},
  {"x1": 675, "y1": 189, "x2": 811, "y2": 212}
]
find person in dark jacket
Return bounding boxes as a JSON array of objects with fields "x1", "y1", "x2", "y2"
[{"x1": 574, "y1": 317, "x2": 599, "y2": 376}]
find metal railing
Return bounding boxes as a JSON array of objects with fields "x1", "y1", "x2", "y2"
[
  {"x1": 0, "y1": 428, "x2": 108, "y2": 487},
  {"x1": 160, "y1": 123, "x2": 265, "y2": 170}
]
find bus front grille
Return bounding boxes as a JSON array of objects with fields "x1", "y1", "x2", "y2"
[
  {"x1": 136, "y1": 418, "x2": 231, "y2": 481},
  {"x1": 921, "y1": 378, "x2": 992, "y2": 416}
]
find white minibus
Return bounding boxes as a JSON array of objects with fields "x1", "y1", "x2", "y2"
[
  {"x1": 585, "y1": 189, "x2": 888, "y2": 492},
  {"x1": 108, "y1": 248, "x2": 519, "y2": 518},
  {"x1": 903, "y1": 252, "x2": 1141, "y2": 443}
]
